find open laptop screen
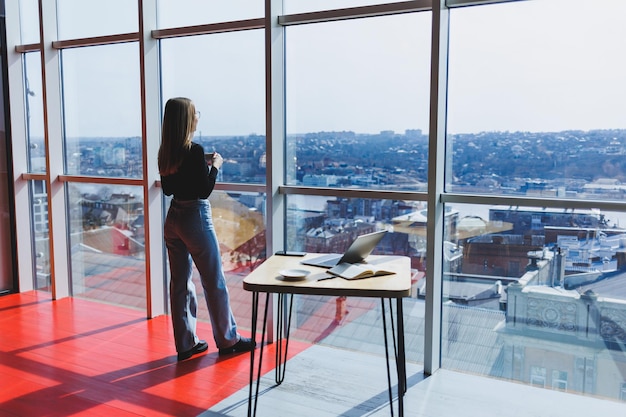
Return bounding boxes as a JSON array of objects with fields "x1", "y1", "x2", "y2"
[{"x1": 300, "y1": 230, "x2": 387, "y2": 268}]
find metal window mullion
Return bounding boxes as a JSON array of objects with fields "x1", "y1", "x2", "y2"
[
  {"x1": 15, "y1": 43, "x2": 41, "y2": 53},
  {"x1": 446, "y1": 0, "x2": 524, "y2": 8},
  {"x1": 39, "y1": 0, "x2": 70, "y2": 299},
  {"x1": 151, "y1": 18, "x2": 265, "y2": 39},
  {"x1": 265, "y1": 0, "x2": 287, "y2": 343},
  {"x1": 21, "y1": 173, "x2": 47, "y2": 181},
  {"x1": 139, "y1": 0, "x2": 167, "y2": 318},
  {"x1": 278, "y1": 0, "x2": 432, "y2": 26},
  {"x1": 51, "y1": 33, "x2": 140, "y2": 49},
  {"x1": 424, "y1": 0, "x2": 450, "y2": 376},
  {"x1": 441, "y1": 193, "x2": 626, "y2": 213},
  {"x1": 5, "y1": 1, "x2": 35, "y2": 291},
  {"x1": 213, "y1": 182, "x2": 267, "y2": 194},
  {"x1": 154, "y1": 180, "x2": 266, "y2": 194},
  {"x1": 56, "y1": 175, "x2": 144, "y2": 185},
  {"x1": 279, "y1": 185, "x2": 428, "y2": 202}
]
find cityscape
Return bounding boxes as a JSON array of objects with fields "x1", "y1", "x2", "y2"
[
  {"x1": 31, "y1": 127, "x2": 626, "y2": 198},
  {"x1": 29, "y1": 127, "x2": 626, "y2": 282},
  {"x1": 28, "y1": 127, "x2": 626, "y2": 401},
  {"x1": 8, "y1": 0, "x2": 626, "y2": 413}
]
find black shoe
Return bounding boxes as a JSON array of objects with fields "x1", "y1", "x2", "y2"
[
  {"x1": 218, "y1": 337, "x2": 256, "y2": 356},
  {"x1": 177, "y1": 340, "x2": 209, "y2": 361}
]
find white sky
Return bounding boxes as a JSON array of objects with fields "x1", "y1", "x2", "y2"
[{"x1": 19, "y1": 0, "x2": 626, "y2": 137}]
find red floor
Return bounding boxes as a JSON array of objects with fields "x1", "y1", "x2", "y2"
[{"x1": 0, "y1": 291, "x2": 309, "y2": 417}]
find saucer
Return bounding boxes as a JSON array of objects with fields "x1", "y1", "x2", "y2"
[{"x1": 278, "y1": 269, "x2": 311, "y2": 280}]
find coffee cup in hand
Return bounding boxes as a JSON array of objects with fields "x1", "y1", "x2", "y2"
[{"x1": 212, "y1": 152, "x2": 224, "y2": 169}]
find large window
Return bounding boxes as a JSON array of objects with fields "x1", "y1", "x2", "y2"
[
  {"x1": 285, "y1": 12, "x2": 431, "y2": 190},
  {"x1": 17, "y1": 0, "x2": 39, "y2": 44},
  {"x1": 61, "y1": 44, "x2": 142, "y2": 178},
  {"x1": 68, "y1": 183, "x2": 146, "y2": 308},
  {"x1": 159, "y1": 26, "x2": 267, "y2": 326},
  {"x1": 162, "y1": 190, "x2": 267, "y2": 325},
  {"x1": 286, "y1": 193, "x2": 425, "y2": 354},
  {"x1": 56, "y1": 0, "x2": 138, "y2": 40},
  {"x1": 156, "y1": 0, "x2": 263, "y2": 29},
  {"x1": 442, "y1": 202, "x2": 626, "y2": 398},
  {"x1": 6, "y1": 0, "x2": 626, "y2": 406},
  {"x1": 30, "y1": 180, "x2": 50, "y2": 291},
  {"x1": 441, "y1": 0, "x2": 626, "y2": 400},
  {"x1": 160, "y1": 30, "x2": 266, "y2": 184},
  {"x1": 23, "y1": 52, "x2": 44, "y2": 173},
  {"x1": 287, "y1": 194, "x2": 425, "y2": 261},
  {"x1": 447, "y1": 0, "x2": 626, "y2": 200}
]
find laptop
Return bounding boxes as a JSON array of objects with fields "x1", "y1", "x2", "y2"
[{"x1": 300, "y1": 230, "x2": 387, "y2": 268}]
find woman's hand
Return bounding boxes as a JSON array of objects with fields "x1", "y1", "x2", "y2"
[{"x1": 212, "y1": 152, "x2": 224, "y2": 169}]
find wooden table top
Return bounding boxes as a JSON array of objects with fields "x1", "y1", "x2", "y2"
[{"x1": 243, "y1": 254, "x2": 412, "y2": 298}]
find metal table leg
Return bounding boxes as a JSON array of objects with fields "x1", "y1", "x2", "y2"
[
  {"x1": 248, "y1": 292, "x2": 270, "y2": 417},
  {"x1": 397, "y1": 297, "x2": 406, "y2": 416},
  {"x1": 275, "y1": 293, "x2": 294, "y2": 384},
  {"x1": 247, "y1": 292, "x2": 294, "y2": 417},
  {"x1": 381, "y1": 297, "x2": 406, "y2": 417}
]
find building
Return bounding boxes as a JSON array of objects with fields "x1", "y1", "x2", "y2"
[
  {"x1": 1, "y1": 1, "x2": 625, "y2": 415},
  {"x1": 502, "y1": 256, "x2": 626, "y2": 400}
]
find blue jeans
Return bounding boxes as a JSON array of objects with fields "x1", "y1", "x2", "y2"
[{"x1": 164, "y1": 198, "x2": 239, "y2": 353}]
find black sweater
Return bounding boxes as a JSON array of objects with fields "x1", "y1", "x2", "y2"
[{"x1": 160, "y1": 142, "x2": 218, "y2": 200}]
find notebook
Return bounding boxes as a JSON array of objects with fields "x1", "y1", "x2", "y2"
[
  {"x1": 327, "y1": 262, "x2": 394, "y2": 280},
  {"x1": 300, "y1": 230, "x2": 387, "y2": 268}
]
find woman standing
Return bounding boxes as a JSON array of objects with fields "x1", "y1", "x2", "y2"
[{"x1": 158, "y1": 97, "x2": 255, "y2": 361}]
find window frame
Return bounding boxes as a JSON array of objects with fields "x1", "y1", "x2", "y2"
[{"x1": 5, "y1": 0, "x2": 626, "y2": 397}]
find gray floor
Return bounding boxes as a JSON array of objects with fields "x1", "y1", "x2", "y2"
[{"x1": 202, "y1": 345, "x2": 626, "y2": 417}]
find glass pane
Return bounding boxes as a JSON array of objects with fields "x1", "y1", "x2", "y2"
[
  {"x1": 56, "y1": 0, "x2": 138, "y2": 40},
  {"x1": 68, "y1": 183, "x2": 146, "y2": 309},
  {"x1": 162, "y1": 190, "x2": 267, "y2": 330},
  {"x1": 447, "y1": 0, "x2": 626, "y2": 200},
  {"x1": 286, "y1": 194, "x2": 424, "y2": 364},
  {"x1": 18, "y1": 0, "x2": 40, "y2": 44},
  {"x1": 285, "y1": 13, "x2": 431, "y2": 190},
  {"x1": 30, "y1": 180, "x2": 50, "y2": 291},
  {"x1": 160, "y1": 30, "x2": 266, "y2": 184},
  {"x1": 61, "y1": 43, "x2": 142, "y2": 178},
  {"x1": 157, "y1": 0, "x2": 263, "y2": 28},
  {"x1": 442, "y1": 202, "x2": 626, "y2": 401},
  {"x1": 284, "y1": 0, "x2": 410, "y2": 14},
  {"x1": 23, "y1": 52, "x2": 45, "y2": 173}
]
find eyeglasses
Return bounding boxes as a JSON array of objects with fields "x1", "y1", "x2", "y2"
[{"x1": 195, "y1": 111, "x2": 201, "y2": 119}]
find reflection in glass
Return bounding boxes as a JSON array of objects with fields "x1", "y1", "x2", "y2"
[
  {"x1": 160, "y1": 30, "x2": 266, "y2": 184},
  {"x1": 446, "y1": 0, "x2": 626, "y2": 200},
  {"x1": 68, "y1": 183, "x2": 145, "y2": 309},
  {"x1": 30, "y1": 180, "x2": 50, "y2": 291},
  {"x1": 162, "y1": 191, "x2": 267, "y2": 329},
  {"x1": 23, "y1": 53, "x2": 45, "y2": 173},
  {"x1": 287, "y1": 194, "x2": 425, "y2": 263},
  {"x1": 442, "y1": 203, "x2": 626, "y2": 401},
  {"x1": 285, "y1": 13, "x2": 431, "y2": 190},
  {"x1": 61, "y1": 44, "x2": 142, "y2": 177},
  {"x1": 157, "y1": 0, "x2": 262, "y2": 29},
  {"x1": 56, "y1": 0, "x2": 137, "y2": 40},
  {"x1": 285, "y1": 194, "x2": 424, "y2": 363}
]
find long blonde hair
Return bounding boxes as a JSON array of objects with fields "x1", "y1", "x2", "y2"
[{"x1": 158, "y1": 97, "x2": 196, "y2": 176}]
